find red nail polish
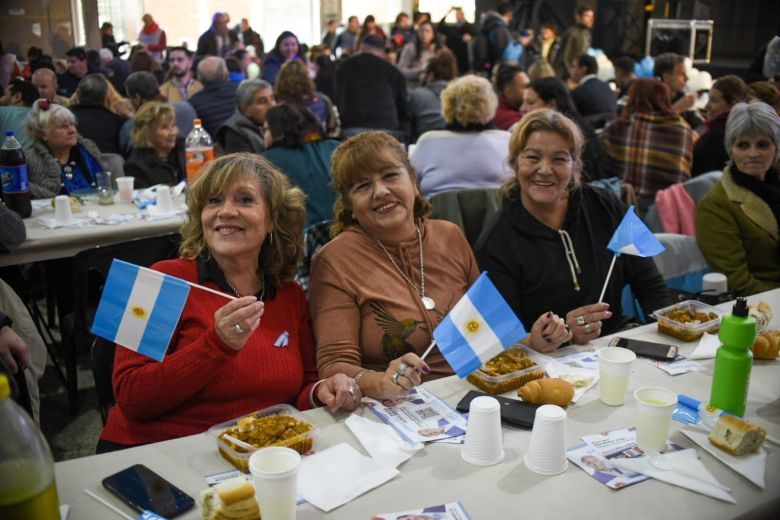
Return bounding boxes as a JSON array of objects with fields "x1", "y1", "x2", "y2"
[
  {"x1": 422, "y1": 365, "x2": 430, "y2": 374},
  {"x1": 546, "y1": 311, "x2": 553, "y2": 318}
]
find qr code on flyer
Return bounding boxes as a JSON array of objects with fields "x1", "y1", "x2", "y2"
[{"x1": 415, "y1": 407, "x2": 438, "y2": 419}]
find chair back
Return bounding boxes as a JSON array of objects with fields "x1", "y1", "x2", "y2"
[
  {"x1": 295, "y1": 220, "x2": 334, "y2": 294},
  {"x1": 429, "y1": 188, "x2": 501, "y2": 248},
  {"x1": 644, "y1": 170, "x2": 722, "y2": 233},
  {"x1": 90, "y1": 336, "x2": 116, "y2": 424},
  {"x1": 101, "y1": 153, "x2": 125, "y2": 182},
  {"x1": 652, "y1": 233, "x2": 709, "y2": 293}
]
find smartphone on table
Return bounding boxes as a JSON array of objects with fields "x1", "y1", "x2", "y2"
[
  {"x1": 457, "y1": 390, "x2": 539, "y2": 429},
  {"x1": 609, "y1": 337, "x2": 678, "y2": 361},
  {"x1": 102, "y1": 464, "x2": 195, "y2": 518}
]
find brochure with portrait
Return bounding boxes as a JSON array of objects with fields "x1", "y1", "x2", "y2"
[
  {"x1": 364, "y1": 388, "x2": 468, "y2": 443},
  {"x1": 372, "y1": 501, "x2": 472, "y2": 520}
]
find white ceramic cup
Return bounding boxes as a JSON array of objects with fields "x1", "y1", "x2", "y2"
[
  {"x1": 462, "y1": 395, "x2": 504, "y2": 465},
  {"x1": 249, "y1": 447, "x2": 301, "y2": 520},
  {"x1": 54, "y1": 195, "x2": 73, "y2": 225},
  {"x1": 156, "y1": 185, "x2": 173, "y2": 214},
  {"x1": 598, "y1": 347, "x2": 636, "y2": 406},
  {"x1": 634, "y1": 387, "x2": 677, "y2": 453},
  {"x1": 116, "y1": 176, "x2": 134, "y2": 204},
  {"x1": 524, "y1": 404, "x2": 568, "y2": 475},
  {"x1": 702, "y1": 273, "x2": 728, "y2": 295}
]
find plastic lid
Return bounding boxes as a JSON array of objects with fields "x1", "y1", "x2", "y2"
[
  {"x1": 0, "y1": 374, "x2": 9, "y2": 399},
  {"x1": 733, "y1": 297, "x2": 748, "y2": 317}
]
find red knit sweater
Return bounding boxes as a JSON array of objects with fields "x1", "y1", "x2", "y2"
[{"x1": 100, "y1": 258, "x2": 318, "y2": 445}]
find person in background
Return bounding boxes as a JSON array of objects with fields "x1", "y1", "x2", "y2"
[
  {"x1": 275, "y1": 60, "x2": 339, "y2": 137},
  {"x1": 189, "y1": 57, "x2": 238, "y2": 137},
  {"x1": 696, "y1": 101, "x2": 780, "y2": 296},
  {"x1": 493, "y1": 64, "x2": 530, "y2": 130},
  {"x1": 313, "y1": 54, "x2": 337, "y2": 100},
  {"x1": 407, "y1": 49, "x2": 457, "y2": 141},
  {"x1": 692, "y1": 75, "x2": 753, "y2": 176},
  {"x1": 25, "y1": 99, "x2": 107, "y2": 198},
  {"x1": 160, "y1": 47, "x2": 203, "y2": 102},
  {"x1": 197, "y1": 12, "x2": 237, "y2": 59},
  {"x1": 569, "y1": 54, "x2": 617, "y2": 122},
  {"x1": 226, "y1": 56, "x2": 245, "y2": 83},
  {"x1": 237, "y1": 18, "x2": 264, "y2": 56},
  {"x1": 0, "y1": 40, "x2": 20, "y2": 91},
  {"x1": 101, "y1": 22, "x2": 120, "y2": 57},
  {"x1": 129, "y1": 48, "x2": 164, "y2": 85},
  {"x1": 31, "y1": 68, "x2": 67, "y2": 106},
  {"x1": 68, "y1": 73, "x2": 126, "y2": 155},
  {"x1": 310, "y1": 132, "x2": 479, "y2": 400},
  {"x1": 105, "y1": 56, "x2": 131, "y2": 96},
  {"x1": 358, "y1": 15, "x2": 387, "y2": 44},
  {"x1": 411, "y1": 75, "x2": 512, "y2": 198},
  {"x1": 613, "y1": 56, "x2": 637, "y2": 100},
  {"x1": 527, "y1": 59, "x2": 556, "y2": 81},
  {"x1": 749, "y1": 81, "x2": 780, "y2": 115},
  {"x1": 262, "y1": 31, "x2": 305, "y2": 86},
  {"x1": 124, "y1": 102, "x2": 185, "y2": 188},
  {"x1": 216, "y1": 78, "x2": 274, "y2": 154},
  {"x1": 537, "y1": 23, "x2": 560, "y2": 64},
  {"x1": 332, "y1": 16, "x2": 360, "y2": 57},
  {"x1": 397, "y1": 21, "x2": 443, "y2": 89},
  {"x1": 390, "y1": 12, "x2": 415, "y2": 51},
  {"x1": 601, "y1": 78, "x2": 694, "y2": 216},
  {"x1": 262, "y1": 103, "x2": 339, "y2": 226},
  {"x1": 20, "y1": 46, "x2": 43, "y2": 80},
  {"x1": 653, "y1": 52, "x2": 703, "y2": 130},
  {"x1": 476, "y1": 109, "x2": 670, "y2": 352},
  {"x1": 437, "y1": 7, "x2": 474, "y2": 75},
  {"x1": 57, "y1": 47, "x2": 89, "y2": 97},
  {"x1": 322, "y1": 20, "x2": 338, "y2": 51},
  {"x1": 553, "y1": 4, "x2": 594, "y2": 79},
  {"x1": 0, "y1": 79, "x2": 38, "y2": 149},
  {"x1": 97, "y1": 153, "x2": 361, "y2": 451},
  {"x1": 137, "y1": 14, "x2": 166, "y2": 63}
]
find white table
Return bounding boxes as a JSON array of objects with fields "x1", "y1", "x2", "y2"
[
  {"x1": 0, "y1": 200, "x2": 184, "y2": 267},
  {"x1": 54, "y1": 290, "x2": 780, "y2": 519}
]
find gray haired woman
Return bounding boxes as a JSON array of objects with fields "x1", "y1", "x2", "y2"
[
  {"x1": 215, "y1": 78, "x2": 275, "y2": 154},
  {"x1": 696, "y1": 101, "x2": 780, "y2": 296},
  {"x1": 25, "y1": 99, "x2": 107, "y2": 198}
]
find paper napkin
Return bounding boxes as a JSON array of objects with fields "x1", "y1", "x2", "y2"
[
  {"x1": 345, "y1": 414, "x2": 423, "y2": 468},
  {"x1": 612, "y1": 449, "x2": 735, "y2": 503},
  {"x1": 681, "y1": 428, "x2": 767, "y2": 489},
  {"x1": 298, "y1": 443, "x2": 399, "y2": 512},
  {"x1": 690, "y1": 333, "x2": 721, "y2": 360}
]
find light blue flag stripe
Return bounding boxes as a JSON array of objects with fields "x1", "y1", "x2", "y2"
[
  {"x1": 136, "y1": 274, "x2": 190, "y2": 360},
  {"x1": 467, "y1": 273, "x2": 527, "y2": 346},
  {"x1": 607, "y1": 205, "x2": 664, "y2": 257},
  {"x1": 91, "y1": 260, "x2": 139, "y2": 341},
  {"x1": 434, "y1": 314, "x2": 483, "y2": 378}
]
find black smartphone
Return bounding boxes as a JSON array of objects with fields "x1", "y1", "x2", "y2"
[
  {"x1": 609, "y1": 337, "x2": 678, "y2": 361},
  {"x1": 102, "y1": 464, "x2": 195, "y2": 518},
  {"x1": 456, "y1": 390, "x2": 539, "y2": 429}
]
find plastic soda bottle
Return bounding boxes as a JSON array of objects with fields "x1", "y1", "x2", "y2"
[
  {"x1": 0, "y1": 374, "x2": 60, "y2": 519},
  {"x1": 709, "y1": 297, "x2": 756, "y2": 416},
  {"x1": 185, "y1": 119, "x2": 215, "y2": 184},
  {"x1": 0, "y1": 131, "x2": 32, "y2": 218}
]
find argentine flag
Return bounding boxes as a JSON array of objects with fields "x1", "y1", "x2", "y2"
[
  {"x1": 433, "y1": 273, "x2": 527, "y2": 378},
  {"x1": 607, "y1": 206, "x2": 665, "y2": 257},
  {"x1": 91, "y1": 259, "x2": 190, "y2": 361}
]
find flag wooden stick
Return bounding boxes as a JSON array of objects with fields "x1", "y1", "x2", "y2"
[
  {"x1": 185, "y1": 280, "x2": 238, "y2": 300},
  {"x1": 420, "y1": 339, "x2": 437, "y2": 361},
  {"x1": 598, "y1": 254, "x2": 618, "y2": 303}
]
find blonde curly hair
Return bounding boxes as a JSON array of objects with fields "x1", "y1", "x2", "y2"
[
  {"x1": 440, "y1": 75, "x2": 498, "y2": 127},
  {"x1": 132, "y1": 101, "x2": 176, "y2": 148}
]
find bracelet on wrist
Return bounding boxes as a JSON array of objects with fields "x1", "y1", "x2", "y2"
[
  {"x1": 353, "y1": 369, "x2": 376, "y2": 387},
  {"x1": 309, "y1": 379, "x2": 325, "y2": 408}
]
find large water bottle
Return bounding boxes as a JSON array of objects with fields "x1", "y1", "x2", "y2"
[
  {"x1": 0, "y1": 131, "x2": 32, "y2": 218},
  {"x1": 0, "y1": 374, "x2": 60, "y2": 519},
  {"x1": 185, "y1": 119, "x2": 215, "y2": 185},
  {"x1": 709, "y1": 297, "x2": 756, "y2": 416}
]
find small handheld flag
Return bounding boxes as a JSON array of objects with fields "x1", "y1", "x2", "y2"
[
  {"x1": 599, "y1": 206, "x2": 665, "y2": 302},
  {"x1": 91, "y1": 259, "x2": 190, "y2": 361},
  {"x1": 432, "y1": 272, "x2": 527, "y2": 378}
]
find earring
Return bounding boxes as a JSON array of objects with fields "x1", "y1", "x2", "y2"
[{"x1": 268, "y1": 232, "x2": 274, "y2": 246}]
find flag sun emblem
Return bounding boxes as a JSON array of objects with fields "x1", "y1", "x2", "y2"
[
  {"x1": 131, "y1": 305, "x2": 148, "y2": 318},
  {"x1": 466, "y1": 319, "x2": 480, "y2": 333}
]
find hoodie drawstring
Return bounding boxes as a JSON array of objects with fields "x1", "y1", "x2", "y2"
[{"x1": 558, "y1": 229, "x2": 582, "y2": 291}]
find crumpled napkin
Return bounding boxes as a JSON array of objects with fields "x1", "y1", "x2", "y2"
[
  {"x1": 345, "y1": 414, "x2": 423, "y2": 468},
  {"x1": 611, "y1": 449, "x2": 735, "y2": 503},
  {"x1": 690, "y1": 333, "x2": 720, "y2": 360},
  {"x1": 145, "y1": 204, "x2": 185, "y2": 218},
  {"x1": 297, "y1": 443, "x2": 399, "y2": 512},
  {"x1": 681, "y1": 428, "x2": 767, "y2": 489}
]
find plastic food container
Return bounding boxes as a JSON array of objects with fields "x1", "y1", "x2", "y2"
[
  {"x1": 467, "y1": 346, "x2": 545, "y2": 394},
  {"x1": 652, "y1": 300, "x2": 723, "y2": 342},
  {"x1": 207, "y1": 404, "x2": 316, "y2": 472}
]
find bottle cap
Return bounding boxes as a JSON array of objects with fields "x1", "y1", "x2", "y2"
[
  {"x1": 5, "y1": 130, "x2": 13, "y2": 136},
  {"x1": 0, "y1": 374, "x2": 9, "y2": 399},
  {"x1": 193, "y1": 118, "x2": 202, "y2": 126},
  {"x1": 733, "y1": 297, "x2": 748, "y2": 318}
]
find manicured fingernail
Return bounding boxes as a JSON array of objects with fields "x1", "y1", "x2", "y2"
[
  {"x1": 604, "y1": 303, "x2": 610, "y2": 308},
  {"x1": 422, "y1": 365, "x2": 430, "y2": 374},
  {"x1": 606, "y1": 311, "x2": 613, "y2": 317},
  {"x1": 546, "y1": 311, "x2": 553, "y2": 318}
]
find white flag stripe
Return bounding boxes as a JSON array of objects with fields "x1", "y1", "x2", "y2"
[
  {"x1": 114, "y1": 267, "x2": 165, "y2": 350},
  {"x1": 619, "y1": 244, "x2": 641, "y2": 255},
  {"x1": 447, "y1": 294, "x2": 503, "y2": 363}
]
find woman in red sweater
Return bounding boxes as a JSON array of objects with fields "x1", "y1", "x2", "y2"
[{"x1": 98, "y1": 154, "x2": 360, "y2": 452}]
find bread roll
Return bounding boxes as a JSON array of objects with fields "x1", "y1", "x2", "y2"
[
  {"x1": 517, "y1": 378, "x2": 574, "y2": 407},
  {"x1": 749, "y1": 301, "x2": 773, "y2": 332},
  {"x1": 752, "y1": 330, "x2": 780, "y2": 360},
  {"x1": 707, "y1": 415, "x2": 766, "y2": 456},
  {"x1": 200, "y1": 477, "x2": 261, "y2": 520}
]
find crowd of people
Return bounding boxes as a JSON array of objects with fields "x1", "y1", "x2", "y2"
[{"x1": 1, "y1": 4, "x2": 779, "y2": 451}]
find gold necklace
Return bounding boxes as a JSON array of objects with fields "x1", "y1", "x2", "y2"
[{"x1": 374, "y1": 225, "x2": 435, "y2": 310}]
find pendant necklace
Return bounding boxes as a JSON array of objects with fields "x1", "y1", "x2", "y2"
[{"x1": 374, "y1": 225, "x2": 435, "y2": 310}]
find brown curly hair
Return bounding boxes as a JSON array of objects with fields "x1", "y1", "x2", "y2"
[
  {"x1": 179, "y1": 153, "x2": 305, "y2": 288},
  {"x1": 330, "y1": 131, "x2": 431, "y2": 237},
  {"x1": 275, "y1": 60, "x2": 314, "y2": 105}
]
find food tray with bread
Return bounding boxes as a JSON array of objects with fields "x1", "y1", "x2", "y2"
[
  {"x1": 466, "y1": 346, "x2": 545, "y2": 394},
  {"x1": 652, "y1": 300, "x2": 722, "y2": 342},
  {"x1": 207, "y1": 404, "x2": 316, "y2": 472}
]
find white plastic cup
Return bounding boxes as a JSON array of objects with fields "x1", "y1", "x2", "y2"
[
  {"x1": 249, "y1": 447, "x2": 301, "y2": 520},
  {"x1": 116, "y1": 176, "x2": 134, "y2": 204},
  {"x1": 462, "y1": 395, "x2": 504, "y2": 465},
  {"x1": 634, "y1": 387, "x2": 677, "y2": 453},
  {"x1": 524, "y1": 404, "x2": 568, "y2": 475},
  {"x1": 598, "y1": 347, "x2": 636, "y2": 406},
  {"x1": 54, "y1": 195, "x2": 73, "y2": 225},
  {"x1": 156, "y1": 185, "x2": 173, "y2": 213},
  {"x1": 702, "y1": 273, "x2": 728, "y2": 295}
]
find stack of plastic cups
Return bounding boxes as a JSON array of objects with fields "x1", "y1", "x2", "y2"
[
  {"x1": 524, "y1": 405, "x2": 568, "y2": 475},
  {"x1": 461, "y1": 396, "x2": 504, "y2": 465}
]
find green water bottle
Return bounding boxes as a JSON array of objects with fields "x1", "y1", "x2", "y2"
[{"x1": 709, "y1": 297, "x2": 756, "y2": 416}]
